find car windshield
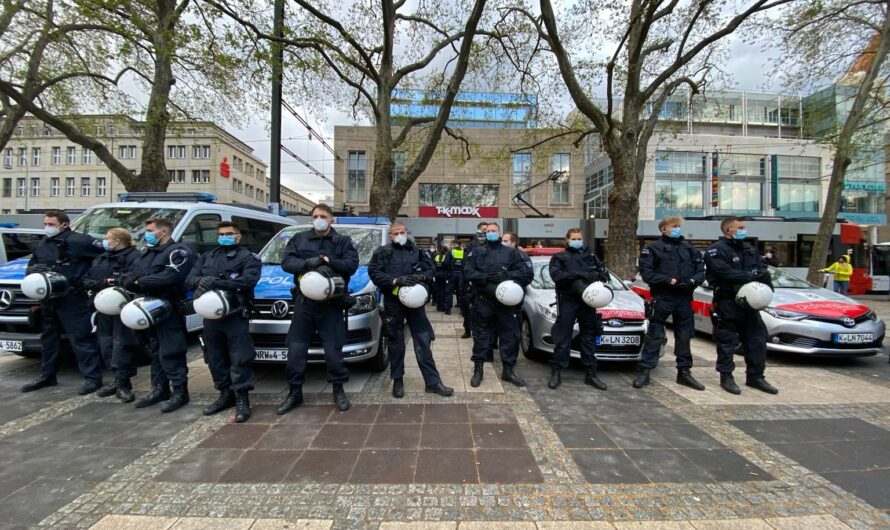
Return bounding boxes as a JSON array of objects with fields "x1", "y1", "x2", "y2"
[
  {"x1": 768, "y1": 266, "x2": 812, "y2": 289},
  {"x1": 260, "y1": 225, "x2": 381, "y2": 266},
  {"x1": 70, "y1": 207, "x2": 187, "y2": 242},
  {"x1": 533, "y1": 261, "x2": 626, "y2": 291}
]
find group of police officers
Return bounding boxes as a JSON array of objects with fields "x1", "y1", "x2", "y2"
[{"x1": 17, "y1": 206, "x2": 778, "y2": 426}]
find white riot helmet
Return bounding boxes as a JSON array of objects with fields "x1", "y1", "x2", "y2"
[
  {"x1": 299, "y1": 271, "x2": 345, "y2": 301},
  {"x1": 736, "y1": 281, "x2": 773, "y2": 310},
  {"x1": 495, "y1": 280, "x2": 524, "y2": 306},
  {"x1": 120, "y1": 297, "x2": 173, "y2": 330},
  {"x1": 21, "y1": 272, "x2": 69, "y2": 300},
  {"x1": 398, "y1": 284, "x2": 428, "y2": 308},
  {"x1": 93, "y1": 287, "x2": 134, "y2": 316},
  {"x1": 193, "y1": 289, "x2": 242, "y2": 320},
  {"x1": 582, "y1": 281, "x2": 614, "y2": 308}
]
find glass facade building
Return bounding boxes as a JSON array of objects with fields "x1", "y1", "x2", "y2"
[{"x1": 391, "y1": 90, "x2": 537, "y2": 129}]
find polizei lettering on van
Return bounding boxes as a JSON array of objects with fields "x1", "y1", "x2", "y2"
[{"x1": 436, "y1": 206, "x2": 480, "y2": 218}]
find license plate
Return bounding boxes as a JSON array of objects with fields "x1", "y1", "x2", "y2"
[
  {"x1": 833, "y1": 333, "x2": 874, "y2": 344},
  {"x1": 0, "y1": 340, "x2": 23, "y2": 352},
  {"x1": 597, "y1": 335, "x2": 641, "y2": 346},
  {"x1": 255, "y1": 349, "x2": 288, "y2": 361}
]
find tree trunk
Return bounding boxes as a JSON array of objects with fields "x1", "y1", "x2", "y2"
[
  {"x1": 0, "y1": 105, "x2": 27, "y2": 151},
  {"x1": 806, "y1": 149, "x2": 851, "y2": 284},
  {"x1": 603, "y1": 153, "x2": 642, "y2": 280}
]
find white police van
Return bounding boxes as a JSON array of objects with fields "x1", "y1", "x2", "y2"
[
  {"x1": 249, "y1": 218, "x2": 389, "y2": 371},
  {"x1": 0, "y1": 192, "x2": 295, "y2": 357}
]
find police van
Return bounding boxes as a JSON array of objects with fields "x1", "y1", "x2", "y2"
[
  {"x1": 0, "y1": 192, "x2": 295, "y2": 356},
  {"x1": 249, "y1": 218, "x2": 390, "y2": 371}
]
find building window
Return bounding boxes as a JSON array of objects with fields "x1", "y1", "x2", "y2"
[
  {"x1": 167, "y1": 169, "x2": 185, "y2": 183},
  {"x1": 31, "y1": 147, "x2": 40, "y2": 166},
  {"x1": 418, "y1": 184, "x2": 499, "y2": 206},
  {"x1": 167, "y1": 145, "x2": 186, "y2": 159},
  {"x1": 3, "y1": 148, "x2": 11, "y2": 167},
  {"x1": 51, "y1": 146, "x2": 60, "y2": 165},
  {"x1": 16, "y1": 178, "x2": 26, "y2": 197},
  {"x1": 716, "y1": 153, "x2": 764, "y2": 214},
  {"x1": 233, "y1": 178, "x2": 242, "y2": 193},
  {"x1": 655, "y1": 151, "x2": 706, "y2": 176},
  {"x1": 82, "y1": 148, "x2": 92, "y2": 164},
  {"x1": 30, "y1": 178, "x2": 39, "y2": 196},
  {"x1": 192, "y1": 169, "x2": 210, "y2": 184},
  {"x1": 841, "y1": 190, "x2": 885, "y2": 214},
  {"x1": 347, "y1": 150, "x2": 366, "y2": 202},
  {"x1": 97, "y1": 177, "x2": 106, "y2": 196},
  {"x1": 718, "y1": 181, "x2": 761, "y2": 213},
  {"x1": 192, "y1": 145, "x2": 210, "y2": 159},
  {"x1": 776, "y1": 155, "x2": 820, "y2": 213},
  {"x1": 50, "y1": 177, "x2": 59, "y2": 197},
  {"x1": 550, "y1": 153, "x2": 571, "y2": 205},
  {"x1": 2, "y1": 178, "x2": 12, "y2": 197},
  {"x1": 119, "y1": 145, "x2": 137, "y2": 159},
  {"x1": 18, "y1": 148, "x2": 26, "y2": 166},
  {"x1": 81, "y1": 177, "x2": 90, "y2": 196},
  {"x1": 655, "y1": 180, "x2": 704, "y2": 211},
  {"x1": 512, "y1": 153, "x2": 532, "y2": 202},
  {"x1": 391, "y1": 151, "x2": 405, "y2": 188},
  {"x1": 43, "y1": 126, "x2": 52, "y2": 136},
  {"x1": 66, "y1": 177, "x2": 75, "y2": 196},
  {"x1": 66, "y1": 146, "x2": 76, "y2": 164},
  {"x1": 107, "y1": 124, "x2": 116, "y2": 136}
]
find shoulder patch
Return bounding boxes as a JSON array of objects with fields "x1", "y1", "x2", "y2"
[
  {"x1": 92, "y1": 239, "x2": 104, "y2": 249},
  {"x1": 707, "y1": 248, "x2": 718, "y2": 256},
  {"x1": 641, "y1": 248, "x2": 650, "y2": 255}
]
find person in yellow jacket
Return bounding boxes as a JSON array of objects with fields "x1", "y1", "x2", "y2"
[{"x1": 820, "y1": 255, "x2": 853, "y2": 295}]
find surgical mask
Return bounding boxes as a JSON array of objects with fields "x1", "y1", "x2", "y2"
[
  {"x1": 668, "y1": 227, "x2": 682, "y2": 238},
  {"x1": 313, "y1": 218, "x2": 329, "y2": 232},
  {"x1": 485, "y1": 232, "x2": 500, "y2": 242},
  {"x1": 102, "y1": 240, "x2": 113, "y2": 251},
  {"x1": 144, "y1": 232, "x2": 159, "y2": 246},
  {"x1": 733, "y1": 229, "x2": 747, "y2": 240},
  {"x1": 45, "y1": 226, "x2": 60, "y2": 237},
  {"x1": 218, "y1": 235, "x2": 236, "y2": 246},
  {"x1": 393, "y1": 234, "x2": 407, "y2": 246},
  {"x1": 568, "y1": 240, "x2": 583, "y2": 250}
]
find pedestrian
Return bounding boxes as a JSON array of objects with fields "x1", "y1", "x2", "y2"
[
  {"x1": 368, "y1": 222, "x2": 454, "y2": 399},
  {"x1": 763, "y1": 249, "x2": 780, "y2": 267},
  {"x1": 21, "y1": 210, "x2": 104, "y2": 395},
  {"x1": 820, "y1": 255, "x2": 853, "y2": 296},
  {"x1": 632, "y1": 217, "x2": 706, "y2": 391},
  {"x1": 704, "y1": 217, "x2": 778, "y2": 395},
  {"x1": 442, "y1": 241, "x2": 464, "y2": 319},
  {"x1": 433, "y1": 246, "x2": 449, "y2": 311},
  {"x1": 83, "y1": 228, "x2": 141, "y2": 402},
  {"x1": 186, "y1": 221, "x2": 262, "y2": 423},
  {"x1": 277, "y1": 203, "x2": 359, "y2": 414},
  {"x1": 464, "y1": 222, "x2": 533, "y2": 387},
  {"x1": 547, "y1": 227, "x2": 609, "y2": 390},
  {"x1": 119, "y1": 218, "x2": 196, "y2": 412}
]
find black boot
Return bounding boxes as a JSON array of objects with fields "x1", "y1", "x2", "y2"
[
  {"x1": 234, "y1": 391, "x2": 250, "y2": 423},
  {"x1": 333, "y1": 383, "x2": 350, "y2": 412},
  {"x1": 745, "y1": 376, "x2": 779, "y2": 395},
  {"x1": 632, "y1": 368, "x2": 650, "y2": 389},
  {"x1": 501, "y1": 366, "x2": 525, "y2": 387},
  {"x1": 78, "y1": 379, "x2": 102, "y2": 396},
  {"x1": 720, "y1": 373, "x2": 741, "y2": 395},
  {"x1": 160, "y1": 385, "x2": 189, "y2": 413},
  {"x1": 548, "y1": 367, "x2": 561, "y2": 389},
  {"x1": 470, "y1": 362, "x2": 484, "y2": 387},
  {"x1": 392, "y1": 378, "x2": 405, "y2": 399},
  {"x1": 134, "y1": 383, "x2": 172, "y2": 408},
  {"x1": 585, "y1": 370, "x2": 607, "y2": 390},
  {"x1": 97, "y1": 383, "x2": 118, "y2": 398},
  {"x1": 425, "y1": 382, "x2": 454, "y2": 396},
  {"x1": 116, "y1": 379, "x2": 135, "y2": 403},
  {"x1": 276, "y1": 385, "x2": 303, "y2": 415},
  {"x1": 460, "y1": 330, "x2": 471, "y2": 339},
  {"x1": 21, "y1": 375, "x2": 58, "y2": 393},
  {"x1": 677, "y1": 369, "x2": 705, "y2": 391},
  {"x1": 203, "y1": 388, "x2": 236, "y2": 416}
]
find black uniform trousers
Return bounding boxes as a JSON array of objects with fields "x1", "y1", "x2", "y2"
[
  {"x1": 550, "y1": 296, "x2": 599, "y2": 371},
  {"x1": 713, "y1": 297, "x2": 767, "y2": 377},
  {"x1": 145, "y1": 314, "x2": 189, "y2": 387},
  {"x1": 286, "y1": 297, "x2": 349, "y2": 386},
  {"x1": 471, "y1": 296, "x2": 520, "y2": 367},
  {"x1": 443, "y1": 270, "x2": 461, "y2": 311},
  {"x1": 202, "y1": 312, "x2": 256, "y2": 392},
  {"x1": 640, "y1": 295, "x2": 694, "y2": 370},
  {"x1": 39, "y1": 292, "x2": 102, "y2": 383},
  {"x1": 459, "y1": 277, "x2": 473, "y2": 333},
  {"x1": 383, "y1": 300, "x2": 442, "y2": 387},
  {"x1": 433, "y1": 273, "x2": 447, "y2": 309},
  {"x1": 96, "y1": 313, "x2": 139, "y2": 382}
]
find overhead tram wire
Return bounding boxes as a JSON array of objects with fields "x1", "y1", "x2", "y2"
[
  {"x1": 281, "y1": 100, "x2": 340, "y2": 160},
  {"x1": 281, "y1": 144, "x2": 343, "y2": 192}
]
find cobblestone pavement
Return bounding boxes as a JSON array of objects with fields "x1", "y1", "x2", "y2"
[{"x1": 0, "y1": 298, "x2": 888, "y2": 529}]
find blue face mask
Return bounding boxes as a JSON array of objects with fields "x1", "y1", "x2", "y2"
[
  {"x1": 102, "y1": 240, "x2": 112, "y2": 251},
  {"x1": 218, "y1": 235, "x2": 236, "y2": 246},
  {"x1": 568, "y1": 240, "x2": 583, "y2": 249},
  {"x1": 668, "y1": 227, "x2": 682, "y2": 238},
  {"x1": 485, "y1": 232, "x2": 500, "y2": 242},
  {"x1": 144, "y1": 232, "x2": 158, "y2": 246},
  {"x1": 733, "y1": 229, "x2": 747, "y2": 240}
]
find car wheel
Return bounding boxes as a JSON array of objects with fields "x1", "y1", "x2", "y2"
[
  {"x1": 364, "y1": 333, "x2": 389, "y2": 372},
  {"x1": 520, "y1": 315, "x2": 546, "y2": 362}
]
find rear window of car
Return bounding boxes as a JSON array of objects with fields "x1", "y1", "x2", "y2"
[{"x1": 2, "y1": 232, "x2": 44, "y2": 261}]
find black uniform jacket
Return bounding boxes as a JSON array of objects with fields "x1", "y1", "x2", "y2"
[
  {"x1": 464, "y1": 240, "x2": 533, "y2": 294},
  {"x1": 186, "y1": 245, "x2": 262, "y2": 300},
  {"x1": 704, "y1": 237, "x2": 773, "y2": 301},
  {"x1": 27, "y1": 228, "x2": 103, "y2": 288},
  {"x1": 368, "y1": 241, "x2": 434, "y2": 296},
  {"x1": 127, "y1": 241, "x2": 195, "y2": 303},
  {"x1": 281, "y1": 228, "x2": 359, "y2": 284},
  {"x1": 549, "y1": 245, "x2": 609, "y2": 297},
  {"x1": 83, "y1": 246, "x2": 140, "y2": 292},
  {"x1": 639, "y1": 236, "x2": 705, "y2": 297}
]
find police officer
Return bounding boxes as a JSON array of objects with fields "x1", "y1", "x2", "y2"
[
  {"x1": 502, "y1": 232, "x2": 530, "y2": 268},
  {"x1": 633, "y1": 217, "x2": 705, "y2": 391},
  {"x1": 368, "y1": 222, "x2": 454, "y2": 399},
  {"x1": 464, "y1": 222, "x2": 533, "y2": 387},
  {"x1": 433, "y1": 246, "x2": 449, "y2": 311},
  {"x1": 119, "y1": 218, "x2": 195, "y2": 412},
  {"x1": 186, "y1": 221, "x2": 261, "y2": 423},
  {"x1": 704, "y1": 217, "x2": 778, "y2": 395},
  {"x1": 442, "y1": 241, "x2": 464, "y2": 318},
  {"x1": 277, "y1": 204, "x2": 359, "y2": 414},
  {"x1": 83, "y1": 227, "x2": 141, "y2": 401},
  {"x1": 547, "y1": 228, "x2": 609, "y2": 391},
  {"x1": 459, "y1": 222, "x2": 489, "y2": 339},
  {"x1": 21, "y1": 210, "x2": 104, "y2": 394}
]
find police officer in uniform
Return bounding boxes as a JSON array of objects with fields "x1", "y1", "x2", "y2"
[
  {"x1": 119, "y1": 218, "x2": 195, "y2": 412},
  {"x1": 277, "y1": 204, "x2": 359, "y2": 414},
  {"x1": 368, "y1": 222, "x2": 454, "y2": 398},
  {"x1": 83, "y1": 227, "x2": 141, "y2": 401},
  {"x1": 704, "y1": 217, "x2": 778, "y2": 395},
  {"x1": 442, "y1": 241, "x2": 464, "y2": 318},
  {"x1": 21, "y1": 210, "x2": 104, "y2": 394},
  {"x1": 502, "y1": 232, "x2": 530, "y2": 268},
  {"x1": 433, "y1": 246, "x2": 449, "y2": 311},
  {"x1": 459, "y1": 222, "x2": 488, "y2": 339},
  {"x1": 547, "y1": 228, "x2": 609, "y2": 390},
  {"x1": 464, "y1": 222, "x2": 533, "y2": 387},
  {"x1": 186, "y1": 221, "x2": 261, "y2": 423},
  {"x1": 632, "y1": 217, "x2": 705, "y2": 390}
]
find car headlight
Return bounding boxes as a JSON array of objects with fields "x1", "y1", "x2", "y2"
[
  {"x1": 537, "y1": 302, "x2": 558, "y2": 322},
  {"x1": 349, "y1": 293, "x2": 377, "y2": 316},
  {"x1": 865, "y1": 310, "x2": 877, "y2": 321},
  {"x1": 763, "y1": 308, "x2": 808, "y2": 321}
]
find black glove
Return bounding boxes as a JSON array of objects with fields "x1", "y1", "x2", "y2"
[
  {"x1": 304, "y1": 257, "x2": 325, "y2": 270},
  {"x1": 119, "y1": 274, "x2": 137, "y2": 290},
  {"x1": 580, "y1": 272, "x2": 599, "y2": 283},
  {"x1": 396, "y1": 276, "x2": 415, "y2": 287},
  {"x1": 407, "y1": 274, "x2": 427, "y2": 284},
  {"x1": 487, "y1": 271, "x2": 506, "y2": 283},
  {"x1": 81, "y1": 278, "x2": 100, "y2": 291},
  {"x1": 198, "y1": 276, "x2": 216, "y2": 291},
  {"x1": 30, "y1": 264, "x2": 50, "y2": 273}
]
